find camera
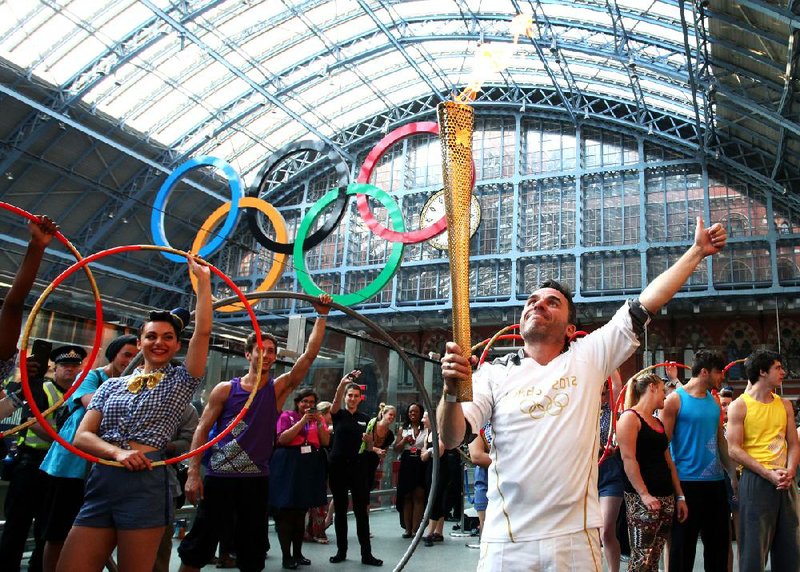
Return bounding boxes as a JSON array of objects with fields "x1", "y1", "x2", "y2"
[{"x1": 308, "y1": 406, "x2": 317, "y2": 413}]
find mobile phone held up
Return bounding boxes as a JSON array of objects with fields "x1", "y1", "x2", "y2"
[{"x1": 29, "y1": 339, "x2": 52, "y2": 381}]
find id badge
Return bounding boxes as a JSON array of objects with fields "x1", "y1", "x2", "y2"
[{"x1": 300, "y1": 445, "x2": 312, "y2": 454}]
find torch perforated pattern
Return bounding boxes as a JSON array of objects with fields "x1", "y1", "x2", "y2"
[{"x1": 437, "y1": 101, "x2": 474, "y2": 402}]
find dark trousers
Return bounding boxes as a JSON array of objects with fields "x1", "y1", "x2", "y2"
[
  {"x1": 669, "y1": 480, "x2": 730, "y2": 572},
  {"x1": 329, "y1": 457, "x2": 371, "y2": 558},
  {"x1": 0, "y1": 448, "x2": 48, "y2": 572},
  {"x1": 177, "y1": 476, "x2": 269, "y2": 572},
  {"x1": 738, "y1": 468, "x2": 800, "y2": 572}
]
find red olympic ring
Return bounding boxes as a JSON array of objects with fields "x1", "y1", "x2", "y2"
[
  {"x1": 355, "y1": 122, "x2": 476, "y2": 243},
  {"x1": 19, "y1": 245, "x2": 263, "y2": 467},
  {"x1": 0, "y1": 202, "x2": 104, "y2": 438}
]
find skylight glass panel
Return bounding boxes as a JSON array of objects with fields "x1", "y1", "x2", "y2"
[
  {"x1": 96, "y1": 1, "x2": 152, "y2": 40},
  {"x1": 269, "y1": 122, "x2": 311, "y2": 152},
  {"x1": 203, "y1": 79, "x2": 250, "y2": 111},
  {"x1": 384, "y1": 83, "x2": 429, "y2": 108},
  {"x1": 639, "y1": 77, "x2": 689, "y2": 102},
  {"x1": 103, "y1": 73, "x2": 166, "y2": 120},
  {"x1": 154, "y1": 43, "x2": 204, "y2": 77},
  {"x1": 325, "y1": 14, "x2": 375, "y2": 43},
  {"x1": 266, "y1": 37, "x2": 327, "y2": 75},
  {"x1": 635, "y1": 21, "x2": 686, "y2": 44},
  {"x1": 179, "y1": 59, "x2": 231, "y2": 93},
  {"x1": 304, "y1": 1, "x2": 351, "y2": 26},
  {"x1": 320, "y1": 98, "x2": 382, "y2": 132},
  {"x1": 10, "y1": 10, "x2": 76, "y2": 81},
  {"x1": 547, "y1": 5, "x2": 607, "y2": 27},
  {"x1": 157, "y1": 107, "x2": 209, "y2": 144},
  {"x1": 44, "y1": 33, "x2": 107, "y2": 85},
  {"x1": 393, "y1": 0, "x2": 453, "y2": 19},
  {"x1": 0, "y1": 2, "x2": 43, "y2": 44},
  {"x1": 355, "y1": 53, "x2": 401, "y2": 77},
  {"x1": 585, "y1": 82, "x2": 638, "y2": 102}
]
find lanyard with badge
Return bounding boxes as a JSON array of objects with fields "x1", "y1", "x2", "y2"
[{"x1": 300, "y1": 418, "x2": 313, "y2": 454}]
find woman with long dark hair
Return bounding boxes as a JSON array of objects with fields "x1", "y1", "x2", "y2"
[
  {"x1": 270, "y1": 388, "x2": 330, "y2": 569},
  {"x1": 617, "y1": 373, "x2": 688, "y2": 571},
  {"x1": 393, "y1": 402, "x2": 426, "y2": 538},
  {"x1": 327, "y1": 371, "x2": 382, "y2": 566}
]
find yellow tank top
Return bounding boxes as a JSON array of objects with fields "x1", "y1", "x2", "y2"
[{"x1": 741, "y1": 392, "x2": 788, "y2": 470}]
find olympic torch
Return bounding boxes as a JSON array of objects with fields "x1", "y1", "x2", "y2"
[{"x1": 437, "y1": 100, "x2": 474, "y2": 402}]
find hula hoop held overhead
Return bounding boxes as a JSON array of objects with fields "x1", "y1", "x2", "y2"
[
  {"x1": 0, "y1": 202, "x2": 104, "y2": 440},
  {"x1": 18, "y1": 244, "x2": 264, "y2": 468}
]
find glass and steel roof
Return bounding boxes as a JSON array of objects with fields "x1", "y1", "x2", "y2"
[
  {"x1": 1, "y1": 0, "x2": 799, "y2": 312},
  {"x1": 2, "y1": 0, "x2": 797, "y2": 189}
]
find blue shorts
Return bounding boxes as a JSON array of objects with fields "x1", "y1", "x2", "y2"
[
  {"x1": 598, "y1": 452, "x2": 625, "y2": 498},
  {"x1": 73, "y1": 451, "x2": 171, "y2": 530},
  {"x1": 474, "y1": 466, "x2": 488, "y2": 511}
]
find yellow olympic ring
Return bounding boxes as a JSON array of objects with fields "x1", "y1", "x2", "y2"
[{"x1": 190, "y1": 197, "x2": 288, "y2": 313}]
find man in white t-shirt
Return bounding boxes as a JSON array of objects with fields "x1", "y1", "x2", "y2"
[{"x1": 437, "y1": 217, "x2": 727, "y2": 571}]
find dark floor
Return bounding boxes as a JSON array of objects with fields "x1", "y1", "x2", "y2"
[
  {"x1": 159, "y1": 509, "x2": 745, "y2": 572},
  {"x1": 16, "y1": 507, "x2": 750, "y2": 571}
]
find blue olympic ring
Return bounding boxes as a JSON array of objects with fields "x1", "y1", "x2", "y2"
[{"x1": 151, "y1": 156, "x2": 243, "y2": 263}]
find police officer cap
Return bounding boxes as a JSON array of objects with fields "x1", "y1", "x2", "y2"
[{"x1": 49, "y1": 345, "x2": 87, "y2": 364}]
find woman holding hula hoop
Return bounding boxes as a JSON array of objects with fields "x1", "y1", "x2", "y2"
[{"x1": 57, "y1": 255, "x2": 212, "y2": 572}]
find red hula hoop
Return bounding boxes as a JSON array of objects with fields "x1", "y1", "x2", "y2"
[
  {"x1": 0, "y1": 202, "x2": 103, "y2": 437},
  {"x1": 19, "y1": 244, "x2": 263, "y2": 466}
]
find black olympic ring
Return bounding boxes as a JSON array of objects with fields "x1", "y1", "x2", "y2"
[{"x1": 247, "y1": 140, "x2": 350, "y2": 254}]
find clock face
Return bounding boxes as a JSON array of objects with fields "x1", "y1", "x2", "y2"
[{"x1": 420, "y1": 190, "x2": 482, "y2": 250}]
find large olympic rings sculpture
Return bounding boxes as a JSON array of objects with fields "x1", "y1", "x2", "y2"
[{"x1": 150, "y1": 123, "x2": 477, "y2": 311}]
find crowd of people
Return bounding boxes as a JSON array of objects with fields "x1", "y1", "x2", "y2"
[
  {"x1": 0, "y1": 219, "x2": 459, "y2": 571},
  {"x1": 0, "y1": 214, "x2": 797, "y2": 572}
]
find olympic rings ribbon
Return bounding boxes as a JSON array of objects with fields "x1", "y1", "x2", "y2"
[
  {"x1": 19, "y1": 244, "x2": 263, "y2": 467},
  {"x1": 294, "y1": 183, "x2": 405, "y2": 306},
  {"x1": 190, "y1": 197, "x2": 289, "y2": 313},
  {"x1": 151, "y1": 156, "x2": 244, "y2": 263},
  {"x1": 0, "y1": 202, "x2": 104, "y2": 439},
  {"x1": 355, "y1": 122, "x2": 476, "y2": 243}
]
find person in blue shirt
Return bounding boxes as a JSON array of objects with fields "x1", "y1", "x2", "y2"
[
  {"x1": 660, "y1": 350, "x2": 738, "y2": 572},
  {"x1": 38, "y1": 334, "x2": 138, "y2": 571}
]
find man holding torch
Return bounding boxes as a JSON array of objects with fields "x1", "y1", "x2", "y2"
[{"x1": 437, "y1": 217, "x2": 727, "y2": 571}]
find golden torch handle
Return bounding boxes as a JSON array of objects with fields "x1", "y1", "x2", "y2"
[{"x1": 437, "y1": 101, "x2": 474, "y2": 402}]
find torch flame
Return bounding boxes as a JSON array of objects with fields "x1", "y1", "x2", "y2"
[{"x1": 456, "y1": 13, "x2": 534, "y2": 102}]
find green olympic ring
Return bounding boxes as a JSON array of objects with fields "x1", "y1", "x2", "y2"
[{"x1": 294, "y1": 183, "x2": 405, "y2": 306}]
